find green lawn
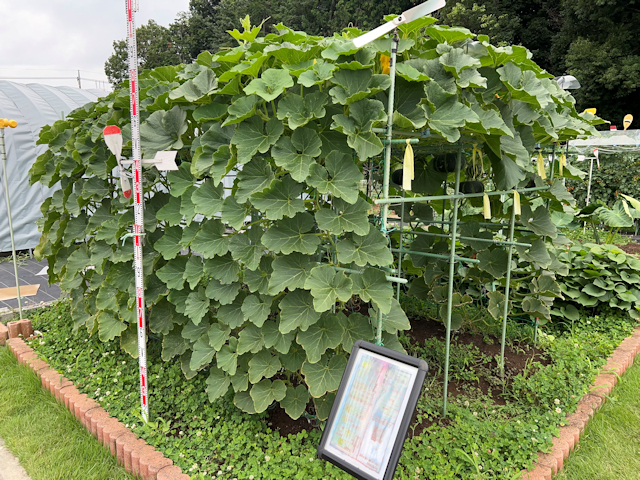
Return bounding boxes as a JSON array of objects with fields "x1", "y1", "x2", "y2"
[
  {"x1": 557, "y1": 359, "x2": 640, "y2": 480},
  {"x1": 0, "y1": 346, "x2": 133, "y2": 480}
]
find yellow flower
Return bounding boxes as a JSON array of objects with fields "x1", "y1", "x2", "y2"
[{"x1": 380, "y1": 54, "x2": 391, "y2": 74}]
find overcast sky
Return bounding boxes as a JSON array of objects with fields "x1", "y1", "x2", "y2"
[{"x1": 0, "y1": 0, "x2": 191, "y2": 92}]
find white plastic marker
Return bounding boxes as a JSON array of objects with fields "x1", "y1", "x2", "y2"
[
  {"x1": 126, "y1": 0, "x2": 149, "y2": 422},
  {"x1": 103, "y1": 125, "x2": 132, "y2": 199},
  {"x1": 352, "y1": 0, "x2": 446, "y2": 47}
]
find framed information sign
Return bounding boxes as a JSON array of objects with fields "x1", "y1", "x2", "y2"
[{"x1": 317, "y1": 340, "x2": 428, "y2": 480}]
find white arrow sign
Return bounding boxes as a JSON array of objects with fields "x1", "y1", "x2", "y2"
[{"x1": 352, "y1": 0, "x2": 446, "y2": 48}]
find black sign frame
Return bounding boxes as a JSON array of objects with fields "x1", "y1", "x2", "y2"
[{"x1": 317, "y1": 340, "x2": 428, "y2": 480}]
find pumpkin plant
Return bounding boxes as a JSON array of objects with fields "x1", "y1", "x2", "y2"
[{"x1": 30, "y1": 16, "x2": 600, "y2": 418}]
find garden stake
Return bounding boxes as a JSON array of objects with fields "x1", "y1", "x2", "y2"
[
  {"x1": 442, "y1": 145, "x2": 463, "y2": 417},
  {"x1": 125, "y1": 0, "x2": 149, "y2": 423},
  {"x1": 375, "y1": 28, "x2": 399, "y2": 347},
  {"x1": 0, "y1": 118, "x2": 23, "y2": 319},
  {"x1": 499, "y1": 194, "x2": 518, "y2": 375}
]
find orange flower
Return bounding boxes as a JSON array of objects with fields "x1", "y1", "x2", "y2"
[{"x1": 380, "y1": 54, "x2": 391, "y2": 74}]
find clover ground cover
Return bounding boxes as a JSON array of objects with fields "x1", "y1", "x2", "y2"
[{"x1": 22, "y1": 299, "x2": 637, "y2": 479}]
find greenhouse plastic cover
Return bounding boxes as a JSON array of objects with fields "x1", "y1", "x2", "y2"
[
  {"x1": 0, "y1": 81, "x2": 105, "y2": 252},
  {"x1": 569, "y1": 129, "x2": 640, "y2": 153}
]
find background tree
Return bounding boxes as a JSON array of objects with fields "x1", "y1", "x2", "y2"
[{"x1": 104, "y1": 20, "x2": 186, "y2": 85}]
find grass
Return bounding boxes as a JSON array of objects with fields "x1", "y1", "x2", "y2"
[
  {"x1": 0, "y1": 347, "x2": 134, "y2": 480},
  {"x1": 556, "y1": 359, "x2": 640, "y2": 480}
]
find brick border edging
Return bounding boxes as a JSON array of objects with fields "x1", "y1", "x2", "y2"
[
  {"x1": 520, "y1": 327, "x2": 640, "y2": 480},
  {"x1": 3, "y1": 336, "x2": 189, "y2": 480}
]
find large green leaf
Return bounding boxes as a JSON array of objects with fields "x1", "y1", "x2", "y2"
[
  {"x1": 244, "y1": 68, "x2": 294, "y2": 102},
  {"x1": 217, "y1": 292, "x2": 247, "y2": 329},
  {"x1": 596, "y1": 201, "x2": 634, "y2": 228},
  {"x1": 222, "y1": 95, "x2": 259, "y2": 126},
  {"x1": 204, "y1": 253, "x2": 240, "y2": 284},
  {"x1": 337, "y1": 225, "x2": 394, "y2": 267},
  {"x1": 268, "y1": 252, "x2": 314, "y2": 294},
  {"x1": 423, "y1": 98, "x2": 479, "y2": 143},
  {"x1": 271, "y1": 128, "x2": 322, "y2": 182},
  {"x1": 477, "y1": 248, "x2": 509, "y2": 279},
  {"x1": 140, "y1": 106, "x2": 187, "y2": 157},
  {"x1": 330, "y1": 98, "x2": 386, "y2": 160},
  {"x1": 329, "y1": 69, "x2": 391, "y2": 105},
  {"x1": 297, "y1": 312, "x2": 345, "y2": 363},
  {"x1": 231, "y1": 117, "x2": 284, "y2": 164},
  {"x1": 352, "y1": 268, "x2": 393, "y2": 314},
  {"x1": 279, "y1": 289, "x2": 322, "y2": 334},
  {"x1": 205, "y1": 279, "x2": 240, "y2": 305},
  {"x1": 250, "y1": 175, "x2": 305, "y2": 220},
  {"x1": 192, "y1": 179, "x2": 225, "y2": 217},
  {"x1": 183, "y1": 255, "x2": 204, "y2": 289},
  {"x1": 241, "y1": 294, "x2": 273, "y2": 327},
  {"x1": 161, "y1": 325, "x2": 190, "y2": 361},
  {"x1": 229, "y1": 231, "x2": 264, "y2": 271},
  {"x1": 262, "y1": 212, "x2": 320, "y2": 255},
  {"x1": 304, "y1": 265, "x2": 353, "y2": 313},
  {"x1": 185, "y1": 287, "x2": 210, "y2": 325},
  {"x1": 280, "y1": 385, "x2": 310, "y2": 420},
  {"x1": 302, "y1": 354, "x2": 347, "y2": 397},
  {"x1": 263, "y1": 320, "x2": 295, "y2": 354},
  {"x1": 97, "y1": 311, "x2": 127, "y2": 342},
  {"x1": 277, "y1": 91, "x2": 327, "y2": 130},
  {"x1": 248, "y1": 350, "x2": 282, "y2": 384},
  {"x1": 306, "y1": 151, "x2": 364, "y2": 205},
  {"x1": 315, "y1": 197, "x2": 370, "y2": 236},
  {"x1": 521, "y1": 205, "x2": 558, "y2": 238},
  {"x1": 169, "y1": 69, "x2": 218, "y2": 102},
  {"x1": 498, "y1": 62, "x2": 553, "y2": 109},
  {"x1": 156, "y1": 256, "x2": 187, "y2": 290},
  {"x1": 237, "y1": 324, "x2": 265, "y2": 355},
  {"x1": 206, "y1": 367, "x2": 231, "y2": 402},
  {"x1": 154, "y1": 226, "x2": 184, "y2": 260},
  {"x1": 250, "y1": 379, "x2": 287, "y2": 413},
  {"x1": 341, "y1": 313, "x2": 374, "y2": 352},
  {"x1": 190, "y1": 333, "x2": 216, "y2": 370},
  {"x1": 217, "y1": 337, "x2": 239, "y2": 375},
  {"x1": 191, "y1": 220, "x2": 229, "y2": 258},
  {"x1": 235, "y1": 157, "x2": 275, "y2": 203}
]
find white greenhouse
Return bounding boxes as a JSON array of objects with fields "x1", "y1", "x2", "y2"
[{"x1": 0, "y1": 81, "x2": 105, "y2": 252}]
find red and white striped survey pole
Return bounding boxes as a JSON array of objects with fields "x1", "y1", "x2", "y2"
[{"x1": 126, "y1": 0, "x2": 149, "y2": 422}]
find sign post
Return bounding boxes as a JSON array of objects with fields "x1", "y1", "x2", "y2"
[{"x1": 0, "y1": 118, "x2": 23, "y2": 319}]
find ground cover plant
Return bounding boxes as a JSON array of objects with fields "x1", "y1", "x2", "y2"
[
  {"x1": 23, "y1": 298, "x2": 638, "y2": 479},
  {"x1": 30, "y1": 15, "x2": 602, "y2": 420},
  {"x1": 0, "y1": 346, "x2": 134, "y2": 480}
]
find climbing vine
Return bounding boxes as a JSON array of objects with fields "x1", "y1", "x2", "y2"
[{"x1": 30, "y1": 16, "x2": 600, "y2": 418}]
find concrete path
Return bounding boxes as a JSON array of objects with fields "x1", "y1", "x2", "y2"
[
  {"x1": 0, "y1": 437, "x2": 31, "y2": 480},
  {"x1": 0, "y1": 257, "x2": 61, "y2": 311}
]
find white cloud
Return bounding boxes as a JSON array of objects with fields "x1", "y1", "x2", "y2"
[{"x1": 0, "y1": 0, "x2": 190, "y2": 90}]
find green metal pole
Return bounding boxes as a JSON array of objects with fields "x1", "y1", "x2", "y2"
[
  {"x1": 376, "y1": 29, "x2": 399, "y2": 347},
  {"x1": 407, "y1": 230, "x2": 532, "y2": 248},
  {"x1": 0, "y1": 127, "x2": 23, "y2": 319},
  {"x1": 396, "y1": 190, "x2": 405, "y2": 300},
  {"x1": 442, "y1": 145, "x2": 463, "y2": 417},
  {"x1": 499, "y1": 196, "x2": 517, "y2": 374},
  {"x1": 374, "y1": 186, "x2": 549, "y2": 204}
]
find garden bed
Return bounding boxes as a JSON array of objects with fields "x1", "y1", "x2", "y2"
[{"x1": 19, "y1": 299, "x2": 639, "y2": 479}]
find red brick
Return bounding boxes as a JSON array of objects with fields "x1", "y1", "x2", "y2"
[
  {"x1": 0, "y1": 322, "x2": 8, "y2": 345},
  {"x1": 143, "y1": 454, "x2": 171, "y2": 480},
  {"x1": 566, "y1": 411, "x2": 589, "y2": 434},
  {"x1": 87, "y1": 408, "x2": 109, "y2": 437},
  {"x1": 53, "y1": 379, "x2": 74, "y2": 402},
  {"x1": 116, "y1": 433, "x2": 138, "y2": 466},
  {"x1": 96, "y1": 416, "x2": 116, "y2": 445},
  {"x1": 551, "y1": 440, "x2": 569, "y2": 470},
  {"x1": 123, "y1": 438, "x2": 147, "y2": 473},
  {"x1": 7, "y1": 321, "x2": 21, "y2": 338},
  {"x1": 577, "y1": 394, "x2": 603, "y2": 418},
  {"x1": 18, "y1": 319, "x2": 33, "y2": 338},
  {"x1": 132, "y1": 445, "x2": 156, "y2": 477},
  {"x1": 76, "y1": 399, "x2": 98, "y2": 425},
  {"x1": 590, "y1": 374, "x2": 616, "y2": 398},
  {"x1": 535, "y1": 453, "x2": 558, "y2": 475},
  {"x1": 18, "y1": 351, "x2": 37, "y2": 366},
  {"x1": 27, "y1": 358, "x2": 49, "y2": 375},
  {"x1": 558, "y1": 426, "x2": 580, "y2": 451},
  {"x1": 60, "y1": 385, "x2": 79, "y2": 409},
  {"x1": 67, "y1": 393, "x2": 86, "y2": 417},
  {"x1": 103, "y1": 420, "x2": 127, "y2": 453},
  {"x1": 157, "y1": 465, "x2": 188, "y2": 480},
  {"x1": 520, "y1": 465, "x2": 553, "y2": 480}
]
